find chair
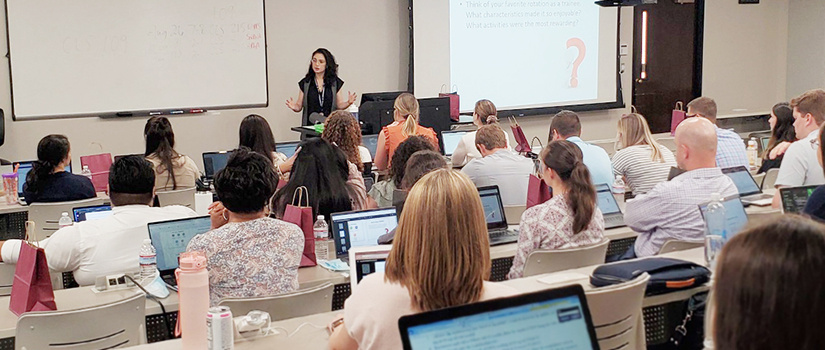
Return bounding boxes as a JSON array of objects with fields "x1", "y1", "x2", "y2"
[
  {"x1": 586, "y1": 273, "x2": 650, "y2": 350},
  {"x1": 658, "y1": 240, "x2": 704, "y2": 255},
  {"x1": 15, "y1": 292, "x2": 146, "y2": 349},
  {"x1": 752, "y1": 172, "x2": 766, "y2": 189},
  {"x1": 761, "y1": 168, "x2": 779, "y2": 190},
  {"x1": 28, "y1": 197, "x2": 108, "y2": 238},
  {"x1": 156, "y1": 187, "x2": 196, "y2": 208},
  {"x1": 656, "y1": 137, "x2": 677, "y2": 152},
  {"x1": 218, "y1": 282, "x2": 334, "y2": 322},
  {"x1": 522, "y1": 239, "x2": 610, "y2": 277},
  {"x1": 504, "y1": 205, "x2": 526, "y2": 225},
  {"x1": 591, "y1": 139, "x2": 617, "y2": 156},
  {"x1": 0, "y1": 263, "x2": 14, "y2": 296}
]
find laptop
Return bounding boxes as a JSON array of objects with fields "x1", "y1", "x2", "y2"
[
  {"x1": 399, "y1": 284, "x2": 600, "y2": 350},
  {"x1": 779, "y1": 185, "x2": 819, "y2": 214},
  {"x1": 721, "y1": 166, "x2": 772, "y2": 206},
  {"x1": 72, "y1": 204, "x2": 112, "y2": 222},
  {"x1": 331, "y1": 208, "x2": 398, "y2": 258},
  {"x1": 202, "y1": 151, "x2": 233, "y2": 180},
  {"x1": 147, "y1": 216, "x2": 211, "y2": 289},
  {"x1": 348, "y1": 245, "x2": 392, "y2": 290},
  {"x1": 760, "y1": 136, "x2": 771, "y2": 153},
  {"x1": 15, "y1": 161, "x2": 72, "y2": 200},
  {"x1": 478, "y1": 185, "x2": 519, "y2": 246},
  {"x1": 276, "y1": 141, "x2": 301, "y2": 159},
  {"x1": 698, "y1": 195, "x2": 749, "y2": 239},
  {"x1": 440, "y1": 130, "x2": 468, "y2": 157},
  {"x1": 361, "y1": 134, "x2": 379, "y2": 158},
  {"x1": 595, "y1": 183, "x2": 625, "y2": 229}
]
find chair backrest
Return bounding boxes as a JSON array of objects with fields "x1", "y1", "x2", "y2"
[
  {"x1": 15, "y1": 292, "x2": 145, "y2": 350},
  {"x1": 156, "y1": 187, "x2": 196, "y2": 209},
  {"x1": 761, "y1": 168, "x2": 779, "y2": 190},
  {"x1": 591, "y1": 139, "x2": 617, "y2": 156},
  {"x1": 522, "y1": 239, "x2": 610, "y2": 277},
  {"x1": 28, "y1": 197, "x2": 108, "y2": 238},
  {"x1": 504, "y1": 205, "x2": 526, "y2": 226},
  {"x1": 0, "y1": 263, "x2": 14, "y2": 297},
  {"x1": 658, "y1": 240, "x2": 704, "y2": 255},
  {"x1": 218, "y1": 282, "x2": 334, "y2": 322},
  {"x1": 79, "y1": 153, "x2": 113, "y2": 192},
  {"x1": 656, "y1": 137, "x2": 677, "y2": 152},
  {"x1": 752, "y1": 172, "x2": 766, "y2": 189},
  {"x1": 586, "y1": 274, "x2": 650, "y2": 350}
]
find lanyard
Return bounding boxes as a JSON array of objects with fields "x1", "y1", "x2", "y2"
[{"x1": 316, "y1": 80, "x2": 325, "y2": 107}]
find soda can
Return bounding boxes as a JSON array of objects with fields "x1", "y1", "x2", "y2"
[{"x1": 207, "y1": 306, "x2": 233, "y2": 350}]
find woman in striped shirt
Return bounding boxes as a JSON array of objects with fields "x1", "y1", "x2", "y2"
[{"x1": 612, "y1": 113, "x2": 677, "y2": 195}]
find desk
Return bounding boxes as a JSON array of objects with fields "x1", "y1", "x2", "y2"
[{"x1": 290, "y1": 126, "x2": 321, "y2": 139}]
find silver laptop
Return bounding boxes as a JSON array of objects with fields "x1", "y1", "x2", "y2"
[
  {"x1": 440, "y1": 130, "x2": 468, "y2": 157},
  {"x1": 595, "y1": 183, "x2": 625, "y2": 229},
  {"x1": 779, "y1": 185, "x2": 819, "y2": 214},
  {"x1": 722, "y1": 166, "x2": 772, "y2": 206},
  {"x1": 147, "y1": 216, "x2": 211, "y2": 289},
  {"x1": 478, "y1": 185, "x2": 519, "y2": 246},
  {"x1": 698, "y1": 195, "x2": 749, "y2": 239},
  {"x1": 348, "y1": 245, "x2": 392, "y2": 290},
  {"x1": 331, "y1": 208, "x2": 398, "y2": 258}
]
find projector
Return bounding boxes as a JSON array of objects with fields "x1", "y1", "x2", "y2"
[{"x1": 595, "y1": 0, "x2": 658, "y2": 6}]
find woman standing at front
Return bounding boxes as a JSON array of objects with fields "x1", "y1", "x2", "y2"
[
  {"x1": 285, "y1": 48, "x2": 357, "y2": 126},
  {"x1": 373, "y1": 93, "x2": 438, "y2": 170}
]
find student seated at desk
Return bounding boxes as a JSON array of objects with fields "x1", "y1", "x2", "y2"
[
  {"x1": 323, "y1": 110, "x2": 371, "y2": 174},
  {"x1": 451, "y1": 99, "x2": 509, "y2": 167},
  {"x1": 1, "y1": 156, "x2": 197, "y2": 286},
  {"x1": 803, "y1": 123, "x2": 825, "y2": 222},
  {"x1": 239, "y1": 114, "x2": 292, "y2": 181},
  {"x1": 687, "y1": 96, "x2": 748, "y2": 169},
  {"x1": 22, "y1": 134, "x2": 95, "y2": 204},
  {"x1": 373, "y1": 93, "x2": 438, "y2": 171},
  {"x1": 612, "y1": 113, "x2": 676, "y2": 195},
  {"x1": 624, "y1": 117, "x2": 737, "y2": 258},
  {"x1": 714, "y1": 215, "x2": 825, "y2": 350},
  {"x1": 462, "y1": 125, "x2": 533, "y2": 206},
  {"x1": 329, "y1": 170, "x2": 516, "y2": 350},
  {"x1": 368, "y1": 136, "x2": 436, "y2": 208},
  {"x1": 508, "y1": 140, "x2": 605, "y2": 279},
  {"x1": 758, "y1": 102, "x2": 796, "y2": 174},
  {"x1": 144, "y1": 116, "x2": 200, "y2": 193},
  {"x1": 549, "y1": 110, "x2": 614, "y2": 190},
  {"x1": 187, "y1": 148, "x2": 303, "y2": 305}
]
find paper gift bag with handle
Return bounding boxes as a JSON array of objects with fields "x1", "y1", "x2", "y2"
[
  {"x1": 526, "y1": 160, "x2": 553, "y2": 209},
  {"x1": 671, "y1": 101, "x2": 686, "y2": 136},
  {"x1": 439, "y1": 84, "x2": 460, "y2": 122},
  {"x1": 282, "y1": 186, "x2": 317, "y2": 267},
  {"x1": 510, "y1": 117, "x2": 532, "y2": 155},
  {"x1": 80, "y1": 153, "x2": 113, "y2": 192},
  {"x1": 9, "y1": 221, "x2": 57, "y2": 316}
]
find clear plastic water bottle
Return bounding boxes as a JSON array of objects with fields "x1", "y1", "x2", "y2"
[
  {"x1": 705, "y1": 193, "x2": 727, "y2": 269},
  {"x1": 612, "y1": 175, "x2": 626, "y2": 205},
  {"x1": 81, "y1": 165, "x2": 93, "y2": 180},
  {"x1": 58, "y1": 212, "x2": 72, "y2": 228},
  {"x1": 747, "y1": 137, "x2": 758, "y2": 167},
  {"x1": 139, "y1": 238, "x2": 157, "y2": 279},
  {"x1": 313, "y1": 215, "x2": 329, "y2": 261}
]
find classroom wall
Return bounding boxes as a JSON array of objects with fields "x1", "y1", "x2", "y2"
[
  {"x1": 785, "y1": 0, "x2": 825, "y2": 99},
  {"x1": 0, "y1": 1, "x2": 793, "y2": 170}
]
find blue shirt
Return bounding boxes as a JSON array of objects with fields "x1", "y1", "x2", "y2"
[
  {"x1": 715, "y1": 127, "x2": 748, "y2": 169},
  {"x1": 23, "y1": 171, "x2": 96, "y2": 205},
  {"x1": 567, "y1": 137, "x2": 615, "y2": 190}
]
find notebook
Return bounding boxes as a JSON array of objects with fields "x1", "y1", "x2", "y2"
[
  {"x1": 595, "y1": 183, "x2": 625, "y2": 229},
  {"x1": 72, "y1": 204, "x2": 112, "y2": 222},
  {"x1": 440, "y1": 130, "x2": 468, "y2": 157},
  {"x1": 331, "y1": 208, "x2": 398, "y2": 257},
  {"x1": 779, "y1": 185, "x2": 819, "y2": 214},
  {"x1": 147, "y1": 216, "x2": 211, "y2": 288},
  {"x1": 478, "y1": 185, "x2": 519, "y2": 246},
  {"x1": 202, "y1": 151, "x2": 233, "y2": 180},
  {"x1": 399, "y1": 284, "x2": 600, "y2": 350},
  {"x1": 348, "y1": 245, "x2": 392, "y2": 290},
  {"x1": 698, "y1": 195, "x2": 749, "y2": 239},
  {"x1": 15, "y1": 161, "x2": 72, "y2": 198},
  {"x1": 276, "y1": 141, "x2": 301, "y2": 159},
  {"x1": 721, "y1": 166, "x2": 772, "y2": 206}
]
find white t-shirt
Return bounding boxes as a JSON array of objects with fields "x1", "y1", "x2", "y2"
[
  {"x1": 344, "y1": 272, "x2": 517, "y2": 350},
  {"x1": 358, "y1": 145, "x2": 372, "y2": 164},
  {"x1": 0, "y1": 205, "x2": 197, "y2": 286},
  {"x1": 775, "y1": 130, "x2": 825, "y2": 187},
  {"x1": 462, "y1": 149, "x2": 534, "y2": 206},
  {"x1": 451, "y1": 129, "x2": 512, "y2": 167}
]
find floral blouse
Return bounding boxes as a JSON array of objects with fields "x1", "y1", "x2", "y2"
[
  {"x1": 186, "y1": 217, "x2": 304, "y2": 305},
  {"x1": 507, "y1": 195, "x2": 605, "y2": 279}
]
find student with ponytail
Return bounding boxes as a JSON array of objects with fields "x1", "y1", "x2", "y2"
[
  {"x1": 451, "y1": 99, "x2": 511, "y2": 167},
  {"x1": 144, "y1": 116, "x2": 200, "y2": 193},
  {"x1": 23, "y1": 135, "x2": 95, "y2": 204},
  {"x1": 374, "y1": 93, "x2": 438, "y2": 170},
  {"x1": 507, "y1": 140, "x2": 605, "y2": 279}
]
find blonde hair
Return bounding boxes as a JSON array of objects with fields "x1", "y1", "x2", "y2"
[
  {"x1": 475, "y1": 124, "x2": 507, "y2": 150},
  {"x1": 474, "y1": 100, "x2": 498, "y2": 125},
  {"x1": 384, "y1": 169, "x2": 491, "y2": 312},
  {"x1": 394, "y1": 93, "x2": 421, "y2": 136},
  {"x1": 617, "y1": 113, "x2": 665, "y2": 163}
]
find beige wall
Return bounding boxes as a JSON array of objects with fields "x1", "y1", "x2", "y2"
[
  {"x1": 0, "y1": 1, "x2": 792, "y2": 169},
  {"x1": 786, "y1": 0, "x2": 825, "y2": 99}
]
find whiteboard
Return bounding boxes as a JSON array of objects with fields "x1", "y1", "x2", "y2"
[{"x1": 5, "y1": 0, "x2": 268, "y2": 119}]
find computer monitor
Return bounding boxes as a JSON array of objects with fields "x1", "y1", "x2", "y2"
[
  {"x1": 440, "y1": 130, "x2": 467, "y2": 157},
  {"x1": 276, "y1": 141, "x2": 301, "y2": 159},
  {"x1": 760, "y1": 136, "x2": 770, "y2": 152},
  {"x1": 330, "y1": 208, "x2": 398, "y2": 257},
  {"x1": 477, "y1": 186, "x2": 508, "y2": 231},
  {"x1": 361, "y1": 134, "x2": 379, "y2": 158},
  {"x1": 595, "y1": 183, "x2": 622, "y2": 215},
  {"x1": 418, "y1": 97, "x2": 452, "y2": 152},
  {"x1": 348, "y1": 245, "x2": 392, "y2": 290},
  {"x1": 14, "y1": 161, "x2": 72, "y2": 196},
  {"x1": 72, "y1": 204, "x2": 112, "y2": 222},
  {"x1": 399, "y1": 285, "x2": 600, "y2": 350},
  {"x1": 202, "y1": 151, "x2": 233, "y2": 179},
  {"x1": 147, "y1": 216, "x2": 211, "y2": 273},
  {"x1": 361, "y1": 91, "x2": 406, "y2": 105},
  {"x1": 779, "y1": 185, "x2": 819, "y2": 214},
  {"x1": 698, "y1": 195, "x2": 749, "y2": 239},
  {"x1": 721, "y1": 166, "x2": 762, "y2": 197}
]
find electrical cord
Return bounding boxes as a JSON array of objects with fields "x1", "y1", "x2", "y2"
[{"x1": 124, "y1": 274, "x2": 174, "y2": 340}]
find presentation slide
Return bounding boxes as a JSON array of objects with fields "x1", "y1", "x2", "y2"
[{"x1": 413, "y1": 0, "x2": 619, "y2": 113}]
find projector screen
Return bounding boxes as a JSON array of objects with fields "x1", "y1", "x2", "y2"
[
  {"x1": 412, "y1": 0, "x2": 621, "y2": 115},
  {"x1": 5, "y1": 0, "x2": 268, "y2": 120}
]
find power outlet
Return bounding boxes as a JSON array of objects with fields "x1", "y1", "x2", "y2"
[{"x1": 94, "y1": 273, "x2": 135, "y2": 292}]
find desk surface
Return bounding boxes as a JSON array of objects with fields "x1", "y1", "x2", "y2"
[{"x1": 0, "y1": 192, "x2": 111, "y2": 215}]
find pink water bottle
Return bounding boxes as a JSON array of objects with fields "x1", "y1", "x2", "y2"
[{"x1": 176, "y1": 251, "x2": 210, "y2": 349}]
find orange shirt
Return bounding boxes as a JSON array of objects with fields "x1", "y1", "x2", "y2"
[{"x1": 382, "y1": 121, "x2": 438, "y2": 166}]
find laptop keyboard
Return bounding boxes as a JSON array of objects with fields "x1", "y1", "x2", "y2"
[
  {"x1": 605, "y1": 216, "x2": 625, "y2": 228},
  {"x1": 489, "y1": 228, "x2": 518, "y2": 237}
]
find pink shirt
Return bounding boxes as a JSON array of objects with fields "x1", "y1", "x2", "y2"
[{"x1": 344, "y1": 273, "x2": 517, "y2": 349}]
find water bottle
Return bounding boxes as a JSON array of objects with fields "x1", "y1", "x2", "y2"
[
  {"x1": 612, "y1": 175, "x2": 626, "y2": 205},
  {"x1": 58, "y1": 212, "x2": 72, "y2": 228},
  {"x1": 176, "y1": 251, "x2": 210, "y2": 349},
  {"x1": 747, "y1": 137, "x2": 758, "y2": 167},
  {"x1": 705, "y1": 193, "x2": 727, "y2": 269},
  {"x1": 139, "y1": 238, "x2": 157, "y2": 279},
  {"x1": 314, "y1": 215, "x2": 329, "y2": 261},
  {"x1": 81, "y1": 165, "x2": 93, "y2": 180}
]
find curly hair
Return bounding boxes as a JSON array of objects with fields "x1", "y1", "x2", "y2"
[
  {"x1": 390, "y1": 136, "x2": 437, "y2": 188},
  {"x1": 322, "y1": 110, "x2": 364, "y2": 172}
]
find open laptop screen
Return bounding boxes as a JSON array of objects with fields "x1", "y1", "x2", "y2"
[
  {"x1": 780, "y1": 185, "x2": 819, "y2": 214},
  {"x1": 595, "y1": 183, "x2": 621, "y2": 214},
  {"x1": 721, "y1": 166, "x2": 761, "y2": 197},
  {"x1": 348, "y1": 246, "x2": 392, "y2": 289},
  {"x1": 202, "y1": 152, "x2": 232, "y2": 179},
  {"x1": 73, "y1": 204, "x2": 112, "y2": 222},
  {"x1": 148, "y1": 216, "x2": 211, "y2": 272},
  {"x1": 400, "y1": 285, "x2": 599, "y2": 350},
  {"x1": 16, "y1": 161, "x2": 72, "y2": 196},
  {"x1": 478, "y1": 186, "x2": 507, "y2": 229},
  {"x1": 331, "y1": 208, "x2": 398, "y2": 256},
  {"x1": 362, "y1": 135, "x2": 379, "y2": 158},
  {"x1": 276, "y1": 142, "x2": 301, "y2": 159},
  {"x1": 698, "y1": 196, "x2": 748, "y2": 239},
  {"x1": 440, "y1": 131, "x2": 467, "y2": 157}
]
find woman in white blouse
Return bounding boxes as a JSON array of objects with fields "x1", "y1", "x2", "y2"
[
  {"x1": 611, "y1": 113, "x2": 676, "y2": 195},
  {"x1": 451, "y1": 99, "x2": 510, "y2": 167}
]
